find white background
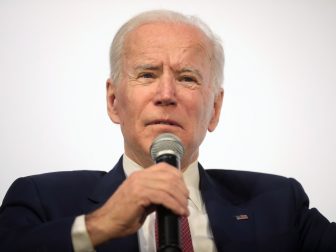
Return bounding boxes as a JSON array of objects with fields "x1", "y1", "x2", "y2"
[{"x1": 0, "y1": 0, "x2": 335, "y2": 221}]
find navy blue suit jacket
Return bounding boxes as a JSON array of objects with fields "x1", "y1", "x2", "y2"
[{"x1": 1, "y1": 157, "x2": 335, "y2": 251}]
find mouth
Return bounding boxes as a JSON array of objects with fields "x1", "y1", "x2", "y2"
[{"x1": 146, "y1": 119, "x2": 182, "y2": 128}]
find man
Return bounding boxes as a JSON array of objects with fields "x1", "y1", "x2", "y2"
[{"x1": 0, "y1": 9, "x2": 335, "y2": 252}]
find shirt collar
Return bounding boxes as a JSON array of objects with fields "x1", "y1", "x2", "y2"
[
  {"x1": 123, "y1": 153, "x2": 143, "y2": 176},
  {"x1": 122, "y1": 154, "x2": 202, "y2": 211}
]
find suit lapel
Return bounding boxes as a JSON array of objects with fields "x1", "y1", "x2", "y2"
[
  {"x1": 81, "y1": 159, "x2": 258, "y2": 251},
  {"x1": 85, "y1": 156, "x2": 139, "y2": 252},
  {"x1": 199, "y1": 165, "x2": 257, "y2": 252},
  {"x1": 87, "y1": 157, "x2": 126, "y2": 210}
]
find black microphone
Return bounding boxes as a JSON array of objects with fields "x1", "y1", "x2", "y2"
[{"x1": 150, "y1": 133, "x2": 185, "y2": 252}]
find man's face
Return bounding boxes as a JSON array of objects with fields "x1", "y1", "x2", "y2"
[{"x1": 107, "y1": 22, "x2": 223, "y2": 169}]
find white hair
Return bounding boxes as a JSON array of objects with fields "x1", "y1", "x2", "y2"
[{"x1": 109, "y1": 10, "x2": 224, "y2": 93}]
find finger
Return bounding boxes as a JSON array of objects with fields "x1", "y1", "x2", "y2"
[
  {"x1": 134, "y1": 168, "x2": 189, "y2": 209},
  {"x1": 138, "y1": 187, "x2": 189, "y2": 216},
  {"x1": 144, "y1": 163, "x2": 189, "y2": 197},
  {"x1": 127, "y1": 180, "x2": 187, "y2": 214},
  {"x1": 141, "y1": 178, "x2": 189, "y2": 208},
  {"x1": 127, "y1": 166, "x2": 190, "y2": 214}
]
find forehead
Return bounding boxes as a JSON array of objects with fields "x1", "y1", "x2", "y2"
[{"x1": 123, "y1": 22, "x2": 212, "y2": 63}]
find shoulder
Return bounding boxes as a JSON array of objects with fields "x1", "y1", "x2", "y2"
[
  {"x1": 206, "y1": 168, "x2": 292, "y2": 188},
  {"x1": 26, "y1": 169, "x2": 107, "y2": 192},
  {"x1": 4, "y1": 170, "x2": 107, "y2": 204},
  {"x1": 25, "y1": 170, "x2": 107, "y2": 187},
  {"x1": 203, "y1": 168, "x2": 305, "y2": 203}
]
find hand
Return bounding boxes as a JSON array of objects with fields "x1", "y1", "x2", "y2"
[{"x1": 85, "y1": 162, "x2": 190, "y2": 246}]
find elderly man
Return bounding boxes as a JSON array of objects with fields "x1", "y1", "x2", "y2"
[{"x1": 0, "y1": 10, "x2": 335, "y2": 252}]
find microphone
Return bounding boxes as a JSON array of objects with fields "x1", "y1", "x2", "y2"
[{"x1": 150, "y1": 133, "x2": 184, "y2": 252}]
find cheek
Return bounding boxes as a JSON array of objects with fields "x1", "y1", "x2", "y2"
[
  {"x1": 192, "y1": 98, "x2": 214, "y2": 130},
  {"x1": 183, "y1": 102, "x2": 207, "y2": 133},
  {"x1": 188, "y1": 91, "x2": 212, "y2": 116},
  {"x1": 118, "y1": 90, "x2": 150, "y2": 126}
]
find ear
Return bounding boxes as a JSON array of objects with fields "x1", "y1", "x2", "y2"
[
  {"x1": 208, "y1": 88, "x2": 224, "y2": 132},
  {"x1": 106, "y1": 78, "x2": 121, "y2": 124}
]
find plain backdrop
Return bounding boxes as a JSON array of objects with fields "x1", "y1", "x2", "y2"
[{"x1": 0, "y1": 0, "x2": 335, "y2": 221}]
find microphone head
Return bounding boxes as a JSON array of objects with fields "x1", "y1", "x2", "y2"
[{"x1": 150, "y1": 133, "x2": 184, "y2": 161}]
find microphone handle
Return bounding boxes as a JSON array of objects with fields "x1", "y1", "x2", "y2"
[{"x1": 156, "y1": 154, "x2": 182, "y2": 252}]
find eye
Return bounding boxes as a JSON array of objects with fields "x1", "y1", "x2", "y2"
[
  {"x1": 179, "y1": 75, "x2": 198, "y2": 83},
  {"x1": 139, "y1": 72, "x2": 156, "y2": 79}
]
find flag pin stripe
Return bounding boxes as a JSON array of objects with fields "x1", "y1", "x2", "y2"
[{"x1": 235, "y1": 214, "x2": 249, "y2": 220}]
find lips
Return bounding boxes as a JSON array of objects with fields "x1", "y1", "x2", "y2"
[{"x1": 146, "y1": 119, "x2": 182, "y2": 128}]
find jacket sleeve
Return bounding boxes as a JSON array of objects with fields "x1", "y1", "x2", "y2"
[
  {"x1": 0, "y1": 177, "x2": 75, "y2": 252},
  {"x1": 290, "y1": 178, "x2": 336, "y2": 251}
]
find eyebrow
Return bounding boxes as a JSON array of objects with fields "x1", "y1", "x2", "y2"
[{"x1": 134, "y1": 64, "x2": 162, "y2": 72}]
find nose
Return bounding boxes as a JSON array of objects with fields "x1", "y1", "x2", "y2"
[{"x1": 154, "y1": 73, "x2": 177, "y2": 106}]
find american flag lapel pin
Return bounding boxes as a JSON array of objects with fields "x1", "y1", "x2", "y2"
[{"x1": 235, "y1": 214, "x2": 249, "y2": 221}]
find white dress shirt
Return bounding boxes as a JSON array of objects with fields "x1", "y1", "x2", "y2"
[{"x1": 71, "y1": 154, "x2": 217, "y2": 252}]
